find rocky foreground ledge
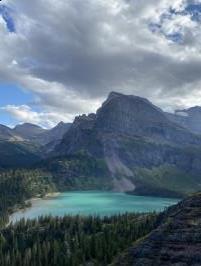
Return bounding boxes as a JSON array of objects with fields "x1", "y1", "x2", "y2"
[{"x1": 113, "y1": 193, "x2": 201, "y2": 266}]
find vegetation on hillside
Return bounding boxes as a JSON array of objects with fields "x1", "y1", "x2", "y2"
[
  {"x1": 131, "y1": 165, "x2": 201, "y2": 198},
  {"x1": 0, "y1": 213, "x2": 157, "y2": 266},
  {"x1": 40, "y1": 153, "x2": 112, "y2": 191},
  {"x1": 0, "y1": 169, "x2": 55, "y2": 227},
  {"x1": 0, "y1": 141, "x2": 41, "y2": 169}
]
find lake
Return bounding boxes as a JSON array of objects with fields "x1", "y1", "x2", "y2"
[{"x1": 10, "y1": 191, "x2": 179, "y2": 223}]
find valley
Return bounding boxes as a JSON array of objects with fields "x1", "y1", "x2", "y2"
[
  {"x1": 1, "y1": 0, "x2": 201, "y2": 264},
  {"x1": 1, "y1": 92, "x2": 201, "y2": 265}
]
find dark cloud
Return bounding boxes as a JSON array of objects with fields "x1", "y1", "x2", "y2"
[{"x1": 1, "y1": 0, "x2": 201, "y2": 125}]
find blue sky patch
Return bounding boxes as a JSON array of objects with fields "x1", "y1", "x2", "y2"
[
  {"x1": 149, "y1": 1, "x2": 201, "y2": 43},
  {"x1": 0, "y1": 5, "x2": 15, "y2": 32},
  {"x1": 0, "y1": 84, "x2": 33, "y2": 126},
  {"x1": 185, "y1": 3, "x2": 201, "y2": 21}
]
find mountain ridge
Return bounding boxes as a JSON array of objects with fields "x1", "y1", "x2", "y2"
[
  {"x1": 1, "y1": 92, "x2": 201, "y2": 197},
  {"x1": 52, "y1": 92, "x2": 201, "y2": 197}
]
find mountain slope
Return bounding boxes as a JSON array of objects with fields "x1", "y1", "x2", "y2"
[
  {"x1": 0, "y1": 122, "x2": 71, "y2": 169},
  {"x1": 13, "y1": 123, "x2": 46, "y2": 141},
  {"x1": 0, "y1": 141, "x2": 42, "y2": 169},
  {"x1": 13, "y1": 122, "x2": 71, "y2": 147},
  {"x1": 39, "y1": 122, "x2": 72, "y2": 151},
  {"x1": 0, "y1": 125, "x2": 22, "y2": 141},
  {"x1": 113, "y1": 192, "x2": 201, "y2": 266},
  {"x1": 53, "y1": 92, "x2": 201, "y2": 197},
  {"x1": 166, "y1": 106, "x2": 201, "y2": 135}
]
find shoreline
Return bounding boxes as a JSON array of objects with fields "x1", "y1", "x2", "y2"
[
  {"x1": 8, "y1": 191, "x2": 61, "y2": 226},
  {"x1": 25, "y1": 191, "x2": 61, "y2": 204},
  {"x1": 44, "y1": 192, "x2": 61, "y2": 198}
]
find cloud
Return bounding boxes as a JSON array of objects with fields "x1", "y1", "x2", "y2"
[
  {"x1": 1, "y1": 0, "x2": 201, "y2": 126},
  {"x1": 0, "y1": 104, "x2": 72, "y2": 128}
]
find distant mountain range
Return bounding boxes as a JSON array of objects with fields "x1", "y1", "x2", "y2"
[
  {"x1": 0, "y1": 122, "x2": 71, "y2": 146},
  {"x1": 0, "y1": 121, "x2": 71, "y2": 168},
  {"x1": 166, "y1": 106, "x2": 201, "y2": 135},
  {"x1": 1, "y1": 92, "x2": 201, "y2": 197}
]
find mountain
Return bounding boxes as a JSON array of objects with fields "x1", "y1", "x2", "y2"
[
  {"x1": 113, "y1": 192, "x2": 201, "y2": 266},
  {"x1": 1, "y1": 92, "x2": 201, "y2": 196},
  {"x1": 39, "y1": 122, "x2": 71, "y2": 148},
  {"x1": 13, "y1": 122, "x2": 71, "y2": 147},
  {"x1": 0, "y1": 123, "x2": 45, "y2": 169},
  {"x1": 0, "y1": 122, "x2": 71, "y2": 146},
  {"x1": 0, "y1": 122, "x2": 71, "y2": 169},
  {"x1": 13, "y1": 123, "x2": 46, "y2": 141},
  {"x1": 0, "y1": 124, "x2": 22, "y2": 141},
  {"x1": 53, "y1": 92, "x2": 201, "y2": 197},
  {"x1": 166, "y1": 106, "x2": 201, "y2": 135},
  {"x1": 43, "y1": 122, "x2": 71, "y2": 143},
  {"x1": 0, "y1": 140, "x2": 42, "y2": 169}
]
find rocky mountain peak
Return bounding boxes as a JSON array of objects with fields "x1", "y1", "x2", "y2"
[
  {"x1": 14, "y1": 123, "x2": 44, "y2": 130},
  {"x1": 102, "y1": 91, "x2": 152, "y2": 108},
  {"x1": 95, "y1": 91, "x2": 170, "y2": 136}
]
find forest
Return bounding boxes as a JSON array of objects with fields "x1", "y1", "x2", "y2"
[
  {"x1": 0, "y1": 213, "x2": 157, "y2": 266},
  {"x1": 0, "y1": 169, "x2": 55, "y2": 228}
]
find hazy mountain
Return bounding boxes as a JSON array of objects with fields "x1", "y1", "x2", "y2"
[
  {"x1": 40, "y1": 122, "x2": 71, "y2": 145},
  {"x1": 53, "y1": 92, "x2": 201, "y2": 197},
  {"x1": 0, "y1": 122, "x2": 71, "y2": 168},
  {"x1": 166, "y1": 106, "x2": 201, "y2": 135},
  {"x1": 0, "y1": 124, "x2": 22, "y2": 141},
  {"x1": 113, "y1": 192, "x2": 201, "y2": 265},
  {"x1": 0, "y1": 123, "x2": 44, "y2": 169},
  {"x1": 39, "y1": 122, "x2": 72, "y2": 153},
  {"x1": 2, "y1": 122, "x2": 71, "y2": 147},
  {"x1": 13, "y1": 123, "x2": 46, "y2": 141}
]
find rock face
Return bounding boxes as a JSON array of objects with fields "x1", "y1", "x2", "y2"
[
  {"x1": 43, "y1": 122, "x2": 71, "y2": 144},
  {"x1": 54, "y1": 92, "x2": 201, "y2": 196},
  {"x1": 95, "y1": 92, "x2": 201, "y2": 146},
  {"x1": 166, "y1": 106, "x2": 201, "y2": 135},
  {"x1": 113, "y1": 193, "x2": 201, "y2": 266},
  {"x1": 56, "y1": 92, "x2": 201, "y2": 153},
  {"x1": 35, "y1": 122, "x2": 71, "y2": 147}
]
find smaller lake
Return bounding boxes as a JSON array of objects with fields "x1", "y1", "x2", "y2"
[{"x1": 10, "y1": 191, "x2": 179, "y2": 223}]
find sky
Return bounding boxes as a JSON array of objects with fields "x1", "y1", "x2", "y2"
[{"x1": 0, "y1": 0, "x2": 201, "y2": 128}]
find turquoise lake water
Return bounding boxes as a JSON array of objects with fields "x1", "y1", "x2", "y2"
[{"x1": 10, "y1": 191, "x2": 179, "y2": 223}]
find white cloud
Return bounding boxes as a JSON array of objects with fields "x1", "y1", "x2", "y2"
[
  {"x1": 0, "y1": 104, "x2": 73, "y2": 128},
  {"x1": 1, "y1": 0, "x2": 201, "y2": 125}
]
